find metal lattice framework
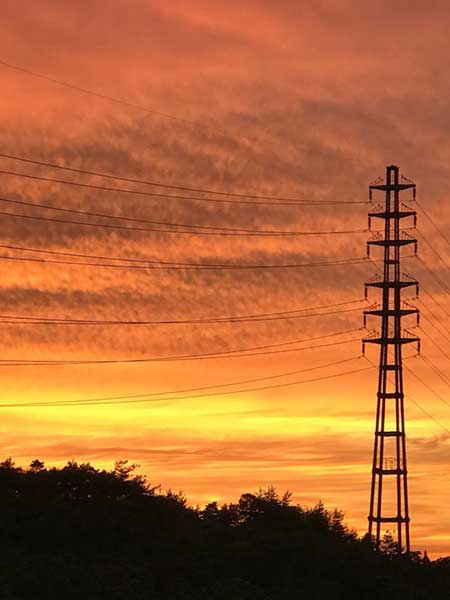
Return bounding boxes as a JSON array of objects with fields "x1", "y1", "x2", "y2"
[{"x1": 363, "y1": 165, "x2": 420, "y2": 553}]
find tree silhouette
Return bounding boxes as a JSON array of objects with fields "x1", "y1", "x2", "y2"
[{"x1": 0, "y1": 458, "x2": 447, "y2": 599}]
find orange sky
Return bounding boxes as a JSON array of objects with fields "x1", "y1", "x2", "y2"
[{"x1": 1, "y1": 0, "x2": 450, "y2": 556}]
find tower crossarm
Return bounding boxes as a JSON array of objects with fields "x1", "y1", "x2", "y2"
[
  {"x1": 368, "y1": 210, "x2": 416, "y2": 220},
  {"x1": 363, "y1": 335, "x2": 420, "y2": 346},
  {"x1": 365, "y1": 280, "x2": 418, "y2": 290},
  {"x1": 364, "y1": 300, "x2": 419, "y2": 318},
  {"x1": 364, "y1": 307, "x2": 419, "y2": 318},
  {"x1": 368, "y1": 516, "x2": 411, "y2": 524},
  {"x1": 369, "y1": 183, "x2": 415, "y2": 192},
  {"x1": 368, "y1": 238, "x2": 416, "y2": 248},
  {"x1": 367, "y1": 231, "x2": 417, "y2": 253},
  {"x1": 364, "y1": 327, "x2": 420, "y2": 344}
]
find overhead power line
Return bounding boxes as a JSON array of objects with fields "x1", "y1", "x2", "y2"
[
  {"x1": 420, "y1": 354, "x2": 450, "y2": 392},
  {"x1": 0, "y1": 168, "x2": 364, "y2": 207},
  {"x1": 0, "y1": 151, "x2": 367, "y2": 205},
  {"x1": 0, "y1": 328, "x2": 363, "y2": 366},
  {"x1": 415, "y1": 229, "x2": 450, "y2": 288},
  {"x1": 0, "y1": 194, "x2": 372, "y2": 237},
  {"x1": 416, "y1": 201, "x2": 450, "y2": 252},
  {"x1": 0, "y1": 59, "x2": 251, "y2": 142},
  {"x1": 403, "y1": 361, "x2": 450, "y2": 412},
  {"x1": 418, "y1": 325, "x2": 450, "y2": 363},
  {"x1": 0, "y1": 205, "x2": 370, "y2": 238},
  {"x1": 0, "y1": 242, "x2": 361, "y2": 267},
  {"x1": 407, "y1": 396, "x2": 450, "y2": 436},
  {"x1": 0, "y1": 356, "x2": 372, "y2": 408},
  {"x1": 420, "y1": 285, "x2": 450, "y2": 321},
  {"x1": 414, "y1": 255, "x2": 450, "y2": 298},
  {"x1": 364, "y1": 356, "x2": 450, "y2": 436},
  {"x1": 0, "y1": 196, "x2": 336, "y2": 236},
  {"x1": 0, "y1": 249, "x2": 373, "y2": 272},
  {"x1": 416, "y1": 297, "x2": 450, "y2": 340},
  {"x1": 0, "y1": 298, "x2": 367, "y2": 326}
]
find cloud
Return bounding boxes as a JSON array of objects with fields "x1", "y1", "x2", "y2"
[{"x1": 0, "y1": 0, "x2": 449, "y2": 556}]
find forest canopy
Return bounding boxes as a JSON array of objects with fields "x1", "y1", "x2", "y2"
[{"x1": 0, "y1": 458, "x2": 448, "y2": 599}]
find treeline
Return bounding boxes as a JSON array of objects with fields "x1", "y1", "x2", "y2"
[{"x1": 0, "y1": 459, "x2": 448, "y2": 599}]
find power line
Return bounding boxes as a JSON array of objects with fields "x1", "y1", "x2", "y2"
[
  {"x1": 418, "y1": 325, "x2": 450, "y2": 363},
  {"x1": 403, "y1": 360, "x2": 450, "y2": 412},
  {"x1": 420, "y1": 285, "x2": 450, "y2": 321},
  {"x1": 0, "y1": 59, "x2": 252, "y2": 142},
  {"x1": 0, "y1": 242, "x2": 368, "y2": 269},
  {"x1": 0, "y1": 328, "x2": 363, "y2": 366},
  {"x1": 416, "y1": 229, "x2": 450, "y2": 279},
  {"x1": 0, "y1": 250, "x2": 373, "y2": 272},
  {"x1": 414, "y1": 255, "x2": 450, "y2": 298},
  {"x1": 0, "y1": 151, "x2": 367, "y2": 205},
  {"x1": 406, "y1": 396, "x2": 450, "y2": 436},
  {"x1": 17, "y1": 355, "x2": 361, "y2": 402},
  {"x1": 415, "y1": 201, "x2": 450, "y2": 252},
  {"x1": 0, "y1": 299, "x2": 366, "y2": 326},
  {"x1": 416, "y1": 297, "x2": 450, "y2": 341},
  {"x1": 0, "y1": 196, "x2": 335, "y2": 236},
  {"x1": 364, "y1": 356, "x2": 450, "y2": 435},
  {"x1": 0, "y1": 168, "x2": 364, "y2": 207},
  {"x1": 0, "y1": 357, "x2": 372, "y2": 408},
  {"x1": 0, "y1": 206, "x2": 370, "y2": 238},
  {"x1": 420, "y1": 354, "x2": 450, "y2": 391}
]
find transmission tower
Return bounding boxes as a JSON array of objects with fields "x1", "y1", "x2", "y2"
[{"x1": 363, "y1": 165, "x2": 420, "y2": 553}]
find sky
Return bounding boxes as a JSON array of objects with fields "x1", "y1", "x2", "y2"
[{"x1": 1, "y1": 0, "x2": 450, "y2": 556}]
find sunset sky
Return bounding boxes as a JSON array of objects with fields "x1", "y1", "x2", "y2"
[{"x1": 2, "y1": 0, "x2": 450, "y2": 556}]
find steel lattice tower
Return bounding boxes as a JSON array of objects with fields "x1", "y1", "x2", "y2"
[{"x1": 363, "y1": 165, "x2": 420, "y2": 553}]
